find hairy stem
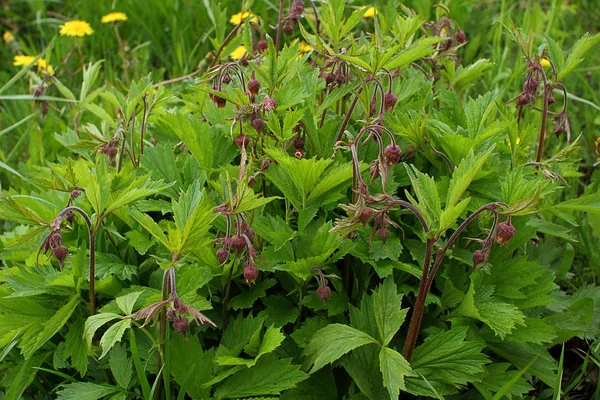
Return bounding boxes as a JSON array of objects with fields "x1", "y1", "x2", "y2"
[
  {"x1": 275, "y1": 0, "x2": 284, "y2": 56},
  {"x1": 536, "y1": 84, "x2": 551, "y2": 163},
  {"x1": 334, "y1": 86, "x2": 364, "y2": 146}
]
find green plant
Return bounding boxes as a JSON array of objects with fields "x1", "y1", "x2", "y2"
[{"x1": 1, "y1": 1, "x2": 600, "y2": 399}]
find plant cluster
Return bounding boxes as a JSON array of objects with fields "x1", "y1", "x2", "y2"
[{"x1": 1, "y1": 0, "x2": 600, "y2": 399}]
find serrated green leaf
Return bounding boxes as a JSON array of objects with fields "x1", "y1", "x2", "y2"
[
  {"x1": 99, "y1": 319, "x2": 131, "y2": 359},
  {"x1": 379, "y1": 347, "x2": 413, "y2": 399},
  {"x1": 304, "y1": 324, "x2": 378, "y2": 373},
  {"x1": 109, "y1": 343, "x2": 132, "y2": 390},
  {"x1": 372, "y1": 278, "x2": 408, "y2": 346},
  {"x1": 115, "y1": 292, "x2": 143, "y2": 315},
  {"x1": 559, "y1": 33, "x2": 600, "y2": 80},
  {"x1": 56, "y1": 382, "x2": 120, "y2": 400},
  {"x1": 83, "y1": 313, "x2": 121, "y2": 348},
  {"x1": 64, "y1": 320, "x2": 89, "y2": 377}
]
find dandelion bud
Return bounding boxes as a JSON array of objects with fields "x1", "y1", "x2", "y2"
[
  {"x1": 316, "y1": 286, "x2": 331, "y2": 304},
  {"x1": 243, "y1": 262, "x2": 259, "y2": 286},
  {"x1": 377, "y1": 228, "x2": 390, "y2": 243},
  {"x1": 473, "y1": 249, "x2": 486, "y2": 269},
  {"x1": 383, "y1": 92, "x2": 398, "y2": 112},
  {"x1": 247, "y1": 79, "x2": 261, "y2": 97},
  {"x1": 216, "y1": 248, "x2": 229, "y2": 264},
  {"x1": 234, "y1": 134, "x2": 250, "y2": 148},
  {"x1": 495, "y1": 221, "x2": 516, "y2": 245},
  {"x1": 384, "y1": 144, "x2": 402, "y2": 165},
  {"x1": 455, "y1": 30, "x2": 466, "y2": 43},
  {"x1": 252, "y1": 118, "x2": 265, "y2": 133}
]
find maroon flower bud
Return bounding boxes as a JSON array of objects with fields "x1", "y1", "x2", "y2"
[
  {"x1": 64, "y1": 210, "x2": 75, "y2": 223},
  {"x1": 293, "y1": 136, "x2": 305, "y2": 149},
  {"x1": 262, "y1": 96, "x2": 277, "y2": 111},
  {"x1": 359, "y1": 207, "x2": 374, "y2": 226},
  {"x1": 455, "y1": 30, "x2": 466, "y2": 43},
  {"x1": 166, "y1": 308, "x2": 177, "y2": 321},
  {"x1": 548, "y1": 95, "x2": 555, "y2": 105},
  {"x1": 248, "y1": 175, "x2": 257, "y2": 186},
  {"x1": 384, "y1": 144, "x2": 402, "y2": 165},
  {"x1": 254, "y1": 39, "x2": 268, "y2": 53},
  {"x1": 526, "y1": 77, "x2": 539, "y2": 92},
  {"x1": 226, "y1": 235, "x2": 247, "y2": 251},
  {"x1": 316, "y1": 286, "x2": 331, "y2": 304},
  {"x1": 252, "y1": 118, "x2": 265, "y2": 133},
  {"x1": 283, "y1": 22, "x2": 293, "y2": 35},
  {"x1": 473, "y1": 249, "x2": 486, "y2": 269},
  {"x1": 247, "y1": 79, "x2": 261, "y2": 97},
  {"x1": 210, "y1": 89, "x2": 227, "y2": 108},
  {"x1": 243, "y1": 262, "x2": 259, "y2": 286},
  {"x1": 260, "y1": 159, "x2": 271, "y2": 170},
  {"x1": 322, "y1": 72, "x2": 334, "y2": 85},
  {"x1": 49, "y1": 231, "x2": 63, "y2": 248},
  {"x1": 172, "y1": 317, "x2": 189, "y2": 335},
  {"x1": 495, "y1": 221, "x2": 516, "y2": 245},
  {"x1": 40, "y1": 101, "x2": 49, "y2": 117},
  {"x1": 517, "y1": 93, "x2": 529, "y2": 106},
  {"x1": 383, "y1": 92, "x2": 398, "y2": 112},
  {"x1": 294, "y1": 148, "x2": 305, "y2": 159},
  {"x1": 52, "y1": 245, "x2": 69, "y2": 269},
  {"x1": 292, "y1": 0, "x2": 305, "y2": 14},
  {"x1": 71, "y1": 189, "x2": 81, "y2": 199},
  {"x1": 239, "y1": 56, "x2": 249, "y2": 67},
  {"x1": 377, "y1": 228, "x2": 390, "y2": 243},
  {"x1": 216, "y1": 248, "x2": 229, "y2": 264},
  {"x1": 235, "y1": 134, "x2": 250, "y2": 148},
  {"x1": 221, "y1": 73, "x2": 231, "y2": 85}
]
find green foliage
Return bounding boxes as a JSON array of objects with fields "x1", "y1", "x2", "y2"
[{"x1": 1, "y1": 0, "x2": 599, "y2": 398}]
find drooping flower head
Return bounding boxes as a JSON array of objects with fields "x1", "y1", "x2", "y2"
[
  {"x1": 59, "y1": 20, "x2": 94, "y2": 37},
  {"x1": 101, "y1": 12, "x2": 128, "y2": 24}
]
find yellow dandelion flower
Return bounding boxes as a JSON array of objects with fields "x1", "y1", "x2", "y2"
[
  {"x1": 3, "y1": 31, "x2": 15, "y2": 43},
  {"x1": 298, "y1": 41, "x2": 313, "y2": 53},
  {"x1": 59, "y1": 20, "x2": 94, "y2": 37},
  {"x1": 362, "y1": 6, "x2": 378, "y2": 18},
  {"x1": 516, "y1": 136, "x2": 521, "y2": 145},
  {"x1": 101, "y1": 12, "x2": 128, "y2": 24},
  {"x1": 13, "y1": 55, "x2": 54, "y2": 74},
  {"x1": 230, "y1": 45, "x2": 247, "y2": 60},
  {"x1": 13, "y1": 55, "x2": 36, "y2": 67},
  {"x1": 540, "y1": 57, "x2": 551, "y2": 68},
  {"x1": 230, "y1": 11, "x2": 257, "y2": 25}
]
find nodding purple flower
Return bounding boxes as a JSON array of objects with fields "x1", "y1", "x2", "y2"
[
  {"x1": 455, "y1": 30, "x2": 466, "y2": 43},
  {"x1": 216, "y1": 248, "x2": 229, "y2": 265},
  {"x1": 383, "y1": 92, "x2": 398, "y2": 112},
  {"x1": 252, "y1": 117, "x2": 265, "y2": 133},
  {"x1": 38, "y1": 227, "x2": 68, "y2": 269},
  {"x1": 294, "y1": 148, "x2": 305, "y2": 159},
  {"x1": 243, "y1": 262, "x2": 259, "y2": 286},
  {"x1": 247, "y1": 79, "x2": 261, "y2": 97},
  {"x1": 234, "y1": 134, "x2": 250, "y2": 148},
  {"x1": 130, "y1": 292, "x2": 216, "y2": 338},
  {"x1": 359, "y1": 207, "x2": 374, "y2": 227},
  {"x1": 377, "y1": 228, "x2": 390, "y2": 243},
  {"x1": 472, "y1": 249, "x2": 486, "y2": 270},
  {"x1": 495, "y1": 221, "x2": 516, "y2": 245},
  {"x1": 384, "y1": 144, "x2": 402, "y2": 165},
  {"x1": 254, "y1": 39, "x2": 268, "y2": 53},
  {"x1": 316, "y1": 285, "x2": 331, "y2": 304}
]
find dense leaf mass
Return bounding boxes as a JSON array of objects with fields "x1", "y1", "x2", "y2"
[{"x1": 1, "y1": 0, "x2": 600, "y2": 399}]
